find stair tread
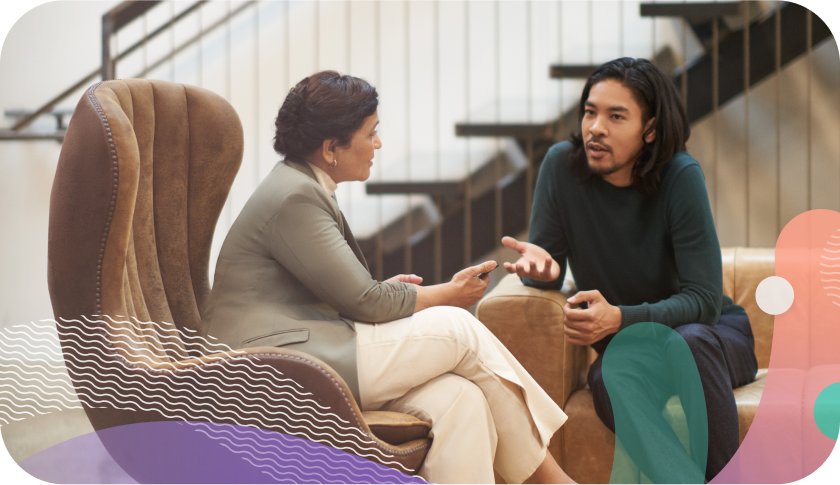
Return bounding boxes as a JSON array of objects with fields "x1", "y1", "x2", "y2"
[
  {"x1": 640, "y1": 2, "x2": 742, "y2": 20},
  {"x1": 549, "y1": 64, "x2": 601, "y2": 79}
]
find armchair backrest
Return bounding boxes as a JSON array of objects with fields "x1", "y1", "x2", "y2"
[
  {"x1": 722, "y1": 247, "x2": 775, "y2": 369},
  {"x1": 48, "y1": 79, "x2": 243, "y2": 365}
]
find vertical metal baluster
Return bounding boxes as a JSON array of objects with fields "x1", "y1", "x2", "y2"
[
  {"x1": 227, "y1": 1, "x2": 232, "y2": 100},
  {"x1": 775, "y1": 2, "x2": 781, "y2": 234},
  {"x1": 557, "y1": 1, "x2": 563, "y2": 143},
  {"x1": 114, "y1": 25, "x2": 119, "y2": 79},
  {"x1": 681, "y1": 17, "x2": 688, "y2": 106},
  {"x1": 744, "y1": 2, "x2": 750, "y2": 246},
  {"x1": 464, "y1": 0, "x2": 472, "y2": 268},
  {"x1": 286, "y1": 0, "x2": 291, "y2": 91},
  {"x1": 346, "y1": 0, "x2": 352, "y2": 71},
  {"x1": 524, "y1": 0, "x2": 533, "y2": 226},
  {"x1": 171, "y1": 2, "x2": 176, "y2": 81},
  {"x1": 651, "y1": 3, "x2": 656, "y2": 60},
  {"x1": 225, "y1": 0, "x2": 234, "y2": 228},
  {"x1": 619, "y1": 0, "x2": 623, "y2": 57},
  {"x1": 375, "y1": 0, "x2": 384, "y2": 281},
  {"x1": 345, "y1": 1, "x2": 353, "y2": 238},
  {"x1": 102, "y1": 12, "x2": 113, "y2": 80},
  {"x1": 588, "y1": 1, "x2": 593, "y2": 64},
  {"x1": 494, "y1": 0, "x2": 502, "y2": 248},
  {"x1": 404, "y1": 1, "x2": 412, "y2": 275},
  {"x1": 315, "y1": 1, "x2": 320, "y2": 70},
  {"x1": 197, "y1": 5, "x2": 202, "y2": 86},
  {"x1": 713, "y1": 17, "x2": 719, "y2": 223},
  {"x1": 526, "y1": 137, "x2": 534, "y2": 222},
  {"x1": 526, "y1": 0, "x2": 532, "y2": 124},
  {"x1": 806, "y1": 9, "x2": 812, "y2": 211},
  {"x1": 255, "y1": 2, "x2": 260, "y2": 187},
  {"x1": 434, "y1": 0, "x2": 442, "y2": 284},
  {"x1": 143, "y1": 14, "x2": 148, "y2": 78}
]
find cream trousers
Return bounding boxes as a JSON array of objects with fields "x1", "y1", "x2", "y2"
[{"x1": 356, "y1": 306, "x2": 567, "y2": 484}]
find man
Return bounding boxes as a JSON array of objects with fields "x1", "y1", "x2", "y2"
[{"x1": 502, "y1": 58, "x2": 758, "y2": 483}]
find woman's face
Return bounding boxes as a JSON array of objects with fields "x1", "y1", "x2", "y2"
[{"x1": 332, "y1": 111, "x2": 381, "y2": 183}]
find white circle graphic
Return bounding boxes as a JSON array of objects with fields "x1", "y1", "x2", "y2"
[{"x1": 755, "y1": 276, "x2": 795, "y2": 315}]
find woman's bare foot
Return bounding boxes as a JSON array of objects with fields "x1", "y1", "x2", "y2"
[{"x1": 524, "y1": 449, "x2": 576, "y2": 484}]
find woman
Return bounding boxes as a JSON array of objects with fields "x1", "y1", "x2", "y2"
[{"x1": 201, "y1": 71, "x2": 574, "y2": 484}]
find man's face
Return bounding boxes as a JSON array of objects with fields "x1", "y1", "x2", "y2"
[{"x1": 581, "y1": 79, "x2": 655, "y2": 186}]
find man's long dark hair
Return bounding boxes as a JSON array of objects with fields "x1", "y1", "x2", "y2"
[{"x1": 569, "y1": 58, "x2": 690, "y2": 196}]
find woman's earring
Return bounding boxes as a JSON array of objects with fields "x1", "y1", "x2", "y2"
[{"x1": 331, "y1": 159, "x2": 338, "y2": 169}]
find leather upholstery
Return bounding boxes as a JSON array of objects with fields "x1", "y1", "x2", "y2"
[
  {"x1": 49, "y1": 79, "x2": 430, "y2": 474},
  {"x1": 475, "y1": 274, "x2": 588, "y2": 464},
  {"x1": 363, "y1": 411, "x2": 433, "y2": 446},
  {"x1": 476, "y1": 247, "x2": 775, "y2": 483},
  {"x1": 559, "y1": 389, "x2": 616, "y2": 484}
]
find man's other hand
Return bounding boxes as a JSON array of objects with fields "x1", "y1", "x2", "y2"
[
  {"x1": 501, "y1": 236, "x2": 561, "y2": 282},
  {"x1": 563, "y1": 290, "x2": 622, "y2": 346}
]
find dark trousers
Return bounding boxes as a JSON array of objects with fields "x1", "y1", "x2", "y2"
[{"x1": 588, "y1": 315, "x2": 758, "y2": 483}]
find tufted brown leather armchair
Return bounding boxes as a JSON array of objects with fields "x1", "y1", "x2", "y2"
[
  {"x1": 476, "y1": 247, "x2": 774, "y2": 483},
  {"x1": 47, "y1": 79, "x2": 430, "y2": 476}
]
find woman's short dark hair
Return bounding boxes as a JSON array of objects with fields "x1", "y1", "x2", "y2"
[
  {"x1": 273, "y1": 71, "x2": 378, "y2": 160},
  {"x1": 569, "y1": 57, "x2": 690, "y2": 196}
]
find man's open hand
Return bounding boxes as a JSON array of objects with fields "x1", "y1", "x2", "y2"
[
  {"x1": 501, "y1": 236, "x2": 561, "y2": 282},
  {"x1": 563, "y1": 290, "x2": 622, "y2": 346}
]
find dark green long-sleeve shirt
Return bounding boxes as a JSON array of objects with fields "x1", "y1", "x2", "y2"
[{"x1": 524, "y1": 141, "x2": 743, "y2": 353}]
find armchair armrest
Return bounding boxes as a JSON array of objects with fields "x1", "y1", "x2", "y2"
[
  {"x1": 476, "y1": 274, "x2": 589, "y2": 466},
  {"x1": 475, "y1": 273, "x2": 589, "y2": 410},
  {"x1": 62, "y1": 326, "x2": 430, "y2": 475}
]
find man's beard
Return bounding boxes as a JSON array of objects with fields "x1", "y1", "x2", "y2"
[
  {"x1": 585, "y1": 138, "x2": 624, "y2": 175},
  {"x1": 587, "y1": 157, "x2": 624, "y2": 176}
]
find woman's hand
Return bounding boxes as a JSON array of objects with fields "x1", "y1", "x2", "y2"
[
  {"x1": 413, "y1": 261, "x2": 497, "y2": 312},
  {"x1": 384, "y1": 274, "x2": 423, "y2": 284},
  {"x1": 447, "y1": 261, "x2": 497, "y2": 309},
  {"x1": 501, "y1": 236, "x2": 560, "y2": 282}
]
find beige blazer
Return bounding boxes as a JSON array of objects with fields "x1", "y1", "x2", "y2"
[{"x1": 200, "y1": 159, "x2": 417, "y2": 402}]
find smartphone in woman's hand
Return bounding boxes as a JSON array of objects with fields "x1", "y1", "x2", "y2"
[{"x1": 477, "y1": 263, "x2": 498, "y2": 279}]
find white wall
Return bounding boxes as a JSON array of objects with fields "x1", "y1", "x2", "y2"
[
  {"x1": 1, "y1": 0, "x2": 839, "y2": 333},
  {"x1": 0, "y1": 1, "x2": 120, "y2": 329}
]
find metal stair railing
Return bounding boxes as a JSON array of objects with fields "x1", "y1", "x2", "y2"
[
  {"x1": 1, "y1": 0, "x2": 254, "y2": 138},
  {"x1": 359, "y1": 1, "x2": 833, "y2": 285}
]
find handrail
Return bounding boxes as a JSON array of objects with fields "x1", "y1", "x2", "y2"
[
  {"x1": 11, "y1": 0, "x2": 199, "y2": 131},
  {"x1": 10, "y1": 72, "x2": 99, "y2": 131},
  {"x1": 103, "y1": 1, "x2": 207, "y2": 81},
  {"x1": 132, "y1": 1, "x2": 256, "y2": 79},
  {"x1": 101, "y1": 1, "x2": 162, "y2": 80}
]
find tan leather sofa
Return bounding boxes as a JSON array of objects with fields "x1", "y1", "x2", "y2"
[{"x1": 476, "y1": 247, "x2": 774, "y2": 483}]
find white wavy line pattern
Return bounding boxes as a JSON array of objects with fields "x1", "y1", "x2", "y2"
[
  {"x1": 0, "y1": 320, "x2": 80, "y2": 422},
  {"x1": 185, "y1": 421, "x2": 425, "y2": 483},
  {"x1": 823, "y1": 234, "x2": 840, "y2": 311},
  {"x1": 0, "y1": 316, "x2": 425, "y2": 475}
]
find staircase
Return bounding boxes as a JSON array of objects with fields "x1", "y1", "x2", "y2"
[
  {"x1": 364, "y1": 1, "x2": 832, "y2": 284},
  {"x1": 1, "y1": 1, "x2": 835, "y2": 286}
]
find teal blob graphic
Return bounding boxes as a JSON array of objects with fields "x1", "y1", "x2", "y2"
[
  {"x1": 603, "y1": 322, "x2": 708, "y2": 484},
  {"x1": 814, "y1": 382, "x2": 840, "y2": 440}
]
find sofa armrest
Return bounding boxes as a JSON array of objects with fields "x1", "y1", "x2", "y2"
[{"x1": 475, "y1": 273, "x2": 589, "y2": 409}]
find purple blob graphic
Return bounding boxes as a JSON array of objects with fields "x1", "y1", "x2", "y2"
[{"x1": 18, "y1": 421, "x2": 426, "y2": 484}]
